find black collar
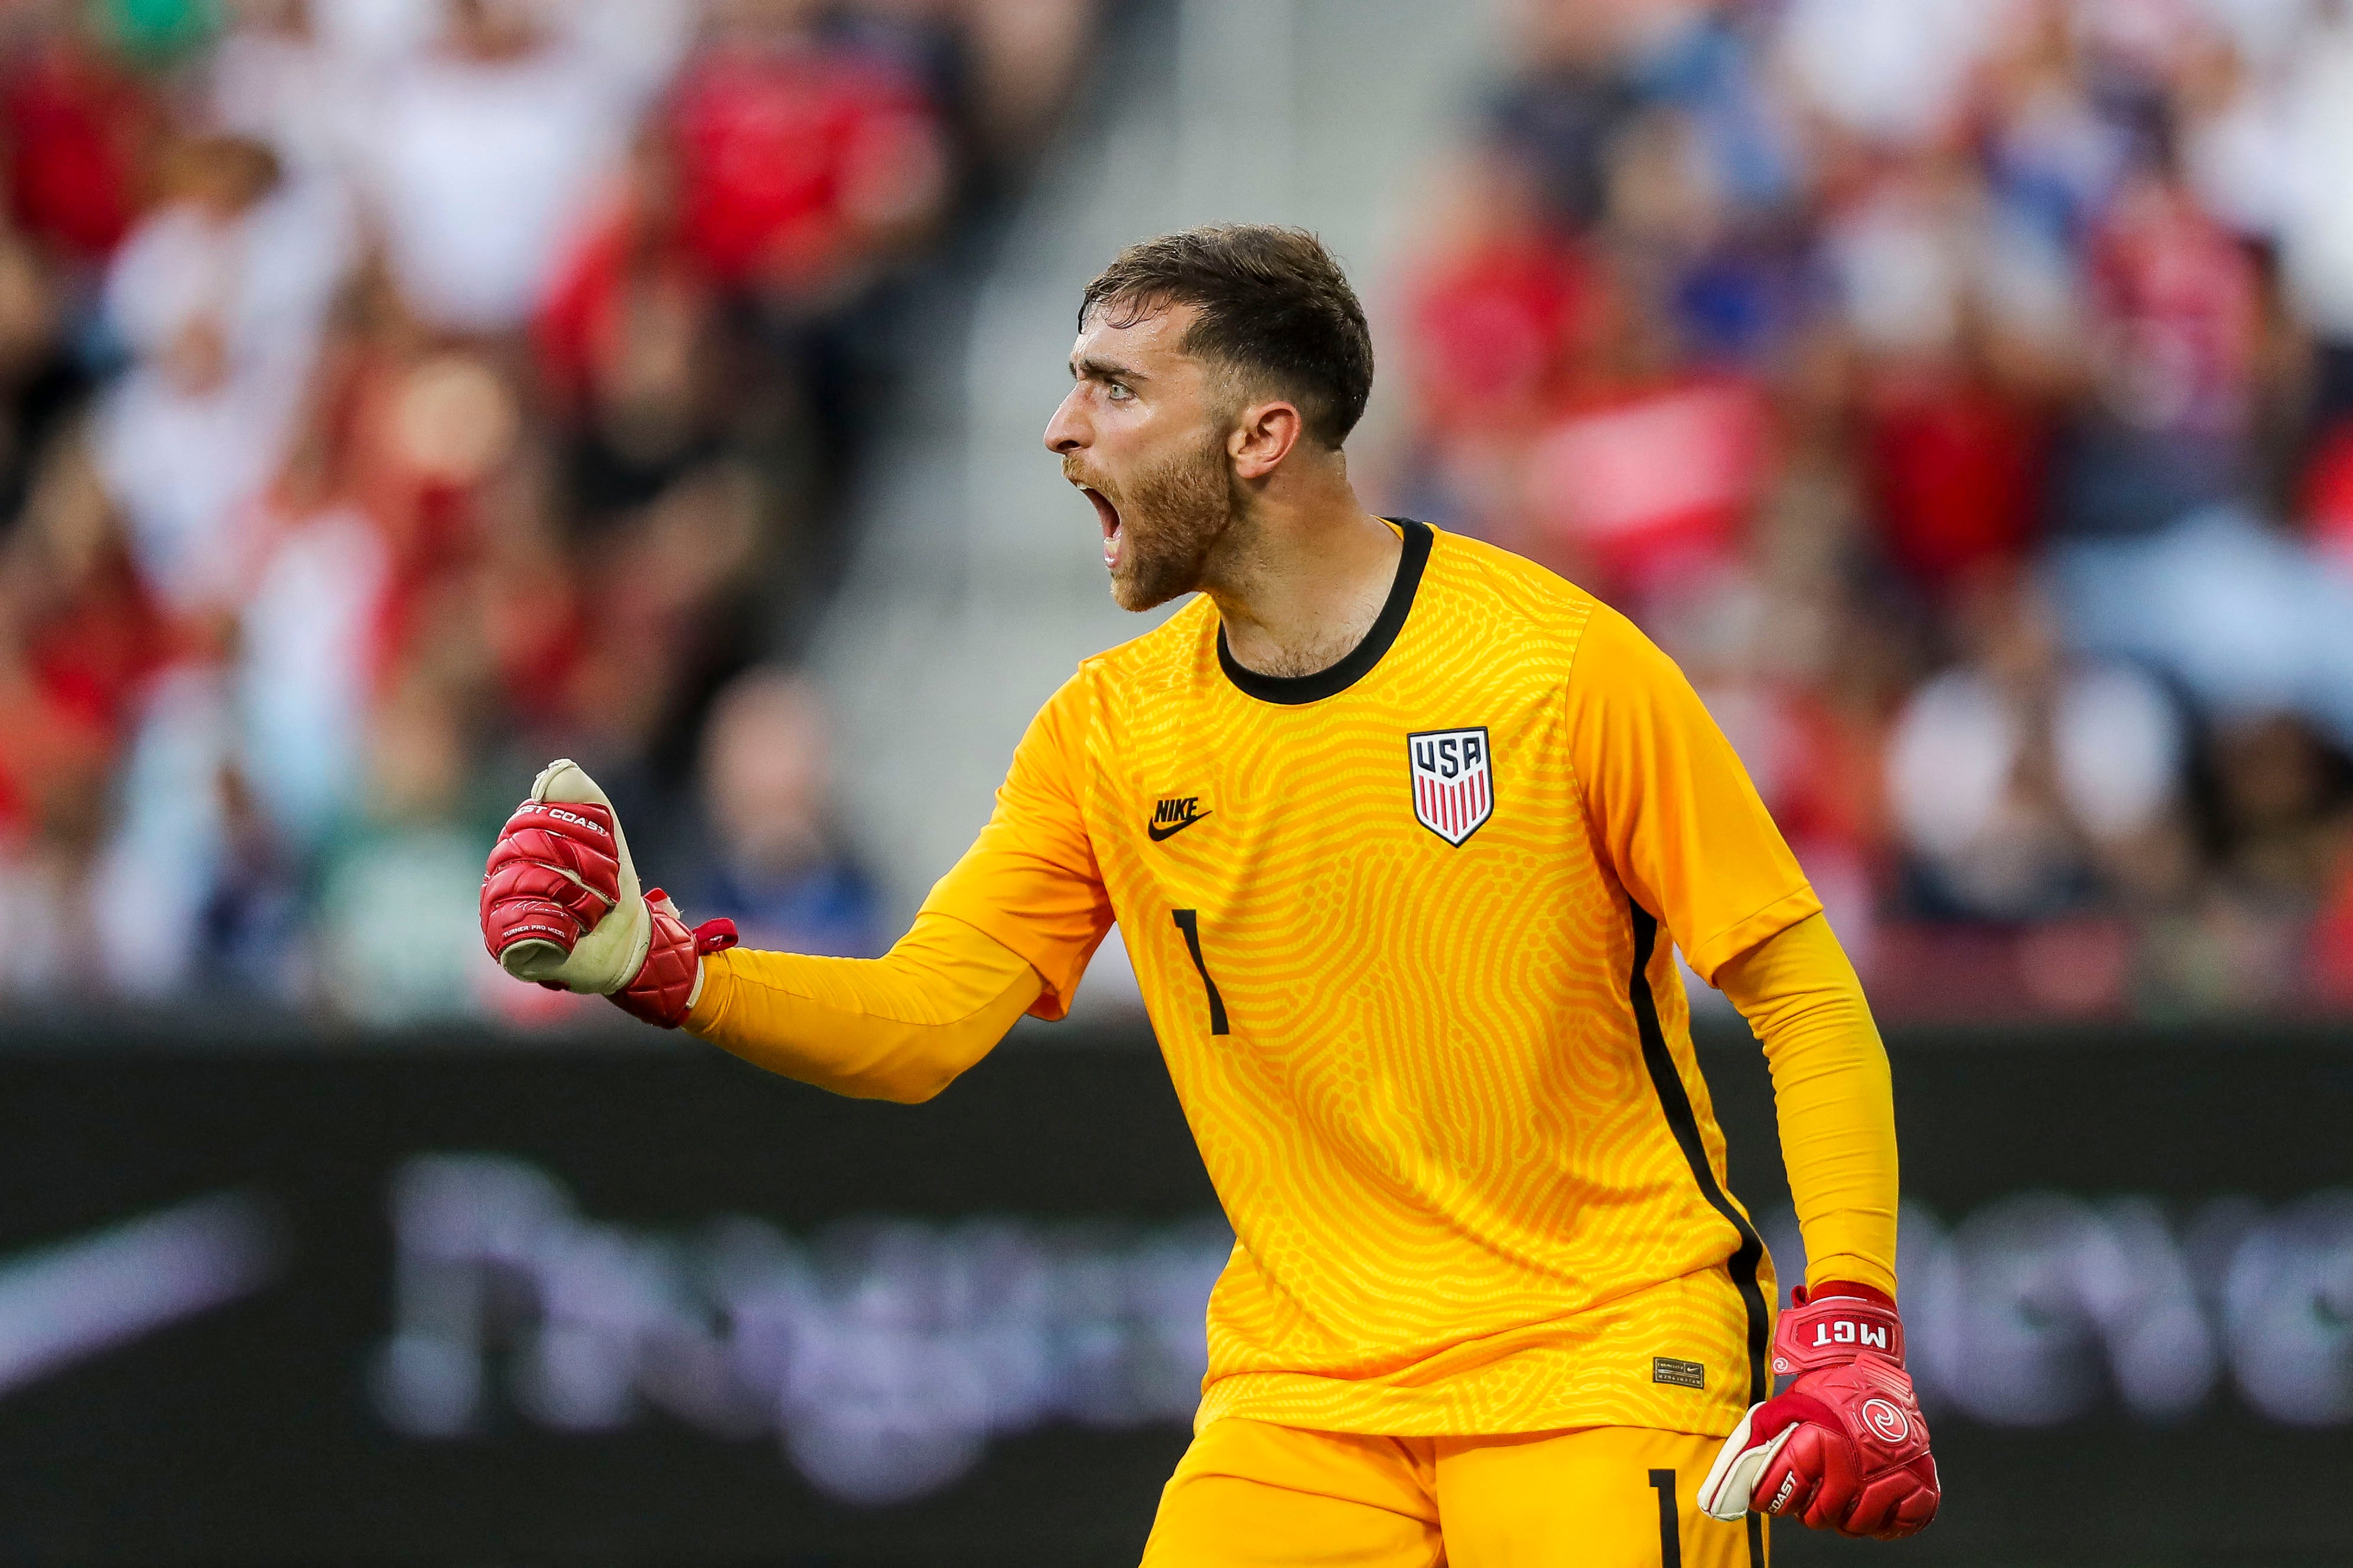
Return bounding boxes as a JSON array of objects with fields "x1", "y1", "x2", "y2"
[{"x1": 1216, "y1": 518, "x2": 1432, "y2": 706}]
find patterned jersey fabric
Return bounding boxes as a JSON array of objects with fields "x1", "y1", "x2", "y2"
[{"x1": 923, "y1": 520, "x2": 1822, "y2": 1437}]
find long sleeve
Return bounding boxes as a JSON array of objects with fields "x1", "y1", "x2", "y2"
[
  {"x1": 1715, "y1": 912, "x2": 1900, "y2": 1299},
  {"x1": 684, "y1": 909, "x2": 1044, "y2": 1104},
  {"x1": 1564, "y1": 605, "x2": 1821, "y2": 982}
]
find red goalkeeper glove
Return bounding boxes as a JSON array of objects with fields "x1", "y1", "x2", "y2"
[
  {"x1": 1696, "y1": 1283, "x2": 1939, "y2": 1539},
  {"x1": 480, "y1": 758, "x2": 736, "y2": 1028}
]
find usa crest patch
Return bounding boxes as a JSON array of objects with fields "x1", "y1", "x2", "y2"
[{"x1": 1407, "y1": 727, "x2": 1493, "y2": 846}]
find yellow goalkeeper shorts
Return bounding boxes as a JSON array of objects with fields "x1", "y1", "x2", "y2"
[{"x1": 1138, "y1": 1418, "x2": 1763, "y2": 1568}]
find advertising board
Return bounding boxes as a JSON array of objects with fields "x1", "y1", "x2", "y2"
[{"x1": 0, "y1": 1024, "x2": 2343, "y2": 1564}]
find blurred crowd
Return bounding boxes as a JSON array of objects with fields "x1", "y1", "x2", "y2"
[
  {"x1": 1389, "y1": 0, "x2": 2353, "y2": 1019},
  {"x1": 0, "y1": 0, "x2": 1096, "y2": 1025},
  {"x1": 13, "y1": 0, "x2": 2353, "y2": 1032}
]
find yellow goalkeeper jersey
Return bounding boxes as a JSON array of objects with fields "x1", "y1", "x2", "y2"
[{"x1": 922, "y1": 519, "x2": 1821, "y2": 1439}]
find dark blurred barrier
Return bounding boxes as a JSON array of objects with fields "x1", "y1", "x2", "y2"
[{"x1": 0, "y1": 1022, "x2": 2345, "y2": 1566}]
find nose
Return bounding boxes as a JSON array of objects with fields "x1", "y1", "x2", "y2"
[{"x1": 1043, "y1": 385, "x2": 1087, "y2": 455}]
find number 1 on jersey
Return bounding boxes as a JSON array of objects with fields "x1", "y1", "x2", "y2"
[{"x1": 1171, "y1": 909, "x2": 1229, "y2": 1035}]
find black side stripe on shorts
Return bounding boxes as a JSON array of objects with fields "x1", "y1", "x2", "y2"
[{"x1": 1628, "y1": 901, "x2": 1772, "y2": 1408}]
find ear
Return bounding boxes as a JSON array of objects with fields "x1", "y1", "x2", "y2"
[{"x1": 1228, "y1": 399, "x2": 1304, "y2": 480}]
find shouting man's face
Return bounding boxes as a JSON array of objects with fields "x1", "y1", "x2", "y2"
[{"x1": 1043, "y1": 302, "x2": 1242, "y2": 612}]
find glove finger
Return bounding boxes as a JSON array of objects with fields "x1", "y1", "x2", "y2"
[
  {"x1": 487, "y1": 869, "x2": 611, "y2": 931},
  {"x1": 1867, "y1": 1462, "x2": 1941, "y2": 1540},
  {"x1": 493, "y1": 809, "x2": 624, "y2": 903},
  {"x1": 1756, "y1": 1461, "x2": 1816, "y2": 1522},
  {"x1": 484, "y1": 853, "x2": 614, "y2": 933},
  {"x1": 1789, "y1": 1430, "x2": 1861, "y2": 1533},
  {"x1": 1752, "y1": 1433, "x2": 1819, "y2": 1523},
  {"x1": 482, "y1": 900, "x2": 583, "y2": 961},
  {"x1": 499, "y1": 799, "x2": 621, "y2": 847},
  {"x1": 482, "y1": 882, "x2": 597, "y2": 956},
  {"x1": 1842, "y1": 1471, "x2": 1913, "y2": 1538},
  {"x1": 487, "y1": 830, "x2": 620, "y2": 909}
]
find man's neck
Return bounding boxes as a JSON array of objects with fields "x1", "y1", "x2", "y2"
[{"x1": 1206, "y1": 486, "x2": 1401, "y2": 680}]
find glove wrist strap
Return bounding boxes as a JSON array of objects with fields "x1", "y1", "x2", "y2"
[
  {"x1": 611, "y1": 904, "x2": 739, "y2": 1029},
  {"x1": 679, "y1": 920, "x2": 738, "y2": 1015},
  {"x1": 1772, "y1": 1290, "x2": 1906, "y2": 1376}
]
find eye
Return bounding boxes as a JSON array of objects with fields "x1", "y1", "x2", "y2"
[{"x1": 1105, "y1": 381, "x2": 1134, "y2": 402}]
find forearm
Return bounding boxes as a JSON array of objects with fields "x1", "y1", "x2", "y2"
[
  {"x1": 1717, "y1": 914, "x2": 1899, "y2": 1298},
  {"x1": 684, "y1": 909, "x2": 1044, "y2": 1104}
]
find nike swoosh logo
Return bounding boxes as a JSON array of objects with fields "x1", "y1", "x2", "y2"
[
  {"x1": 0, "y1": 1192, "x2": 281, "y2": 1400},
  {"x1": 1147, "y1": 810, "x2": 1212, "y2": 842}
]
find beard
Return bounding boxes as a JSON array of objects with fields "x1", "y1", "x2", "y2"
[{"x1": 1068, "y1": 433, "x2": 1241, "y2": 612}]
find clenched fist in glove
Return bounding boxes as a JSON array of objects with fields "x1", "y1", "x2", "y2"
[
  {"x1": 480, "y1": 758, "x2": 737, "y2": 1028},
  {"x1": 1697, "y1": 1283, "x2": 1939, "y2": 1539}
]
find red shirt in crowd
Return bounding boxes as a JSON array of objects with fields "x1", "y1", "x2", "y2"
[
  {"x1": 2086, "y1": 177, "x2": 2260, "y2": 439},
  {"x1": 2, "y1": 38, "x2": 152, "y2": 263},
  {"x1": 1866, "y1": 373, "x2": 2048, "y2": 585},
  {"x1": 1522, "y1": 372, "x2": 1769, "y2": 591},
  {"x1": 1404, "y1": 237, "x2": 1590, "y2": 438},
  {"x1": 667, "y1": 40, "x2": 944, "y2": 295}
]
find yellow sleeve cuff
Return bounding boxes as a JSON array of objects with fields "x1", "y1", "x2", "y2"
[{"x1": 1684, "y1": 884, "x2": 1824, "y2": 987}]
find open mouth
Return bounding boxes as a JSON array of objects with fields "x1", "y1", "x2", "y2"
[{"x1": 1081, "y1": 485, "x2": 1122, "y2": 571}]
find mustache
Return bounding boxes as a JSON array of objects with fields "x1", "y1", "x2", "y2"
[{"x1": 1061, "y1": 455, "x2": 1112, "y2": 494}]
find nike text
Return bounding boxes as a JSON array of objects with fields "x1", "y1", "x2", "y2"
[{"x1": 1148, "y1": 797, "x2": 1212, "y2": 842}]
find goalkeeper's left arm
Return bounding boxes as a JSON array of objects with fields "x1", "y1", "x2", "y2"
[
  {"x1": 1698, "y1": 912, "x2": 1939, "y2": 1539},
  {"x1": 1720, "y1": 912, "x2": 1898, "y2": 1299}
]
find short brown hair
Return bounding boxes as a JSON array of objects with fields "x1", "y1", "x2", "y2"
[{"x1": 1079, "y1": 224, "x2": 1374, "y2": 449}]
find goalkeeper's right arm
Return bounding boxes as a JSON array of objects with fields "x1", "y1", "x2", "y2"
[
  {"x1": 683, "y1": 912, "x2": 1042, "y2": 1103},
  {"x1": 480, "y1": 756, "x2": 1045, "y2": 1102}
]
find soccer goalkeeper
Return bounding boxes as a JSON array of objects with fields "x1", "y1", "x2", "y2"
[{"x1": 481, "y1": 225, "x2": 1937, "y2": 1564}]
